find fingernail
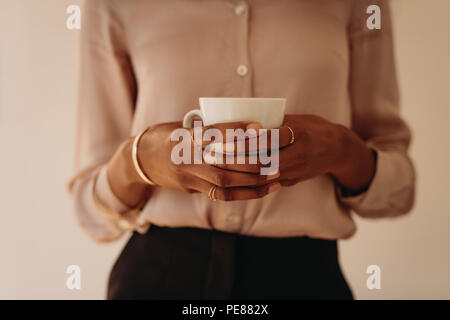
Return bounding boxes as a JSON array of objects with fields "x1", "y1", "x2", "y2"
[
  {"x1": 246, "y1": 122, "x2": 262, "y2": 133},
  {"x1": 246, "y1": 128, "x2": 258, "y2": 137},
  {"x1": 268, "y1": 182, "x2": 281, "y2": 193}
]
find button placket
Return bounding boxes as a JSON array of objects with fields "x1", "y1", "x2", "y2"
[
  {"x1": 233, "y1": 1, "x2": 253, "y2": 96},
  {"x1": 234, "y1": 3, "x2": 247, "y2": 16}
]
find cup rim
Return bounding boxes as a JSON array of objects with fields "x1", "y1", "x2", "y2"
[{"x1": 199, "y1": 97, "x2": 286, "y2": 102}]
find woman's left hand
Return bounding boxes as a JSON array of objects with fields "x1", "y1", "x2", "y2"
[{"x1": 211, "y1": 114, "x2": 376, "y2": 193}]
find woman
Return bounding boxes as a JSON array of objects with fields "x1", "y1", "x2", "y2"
[{"x1": 69, "y1": 0, "x2": 415, "y2": 299}]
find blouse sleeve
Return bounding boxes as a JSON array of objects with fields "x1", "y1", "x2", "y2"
[
  {"x1": 337, "y1": 0, "x2": 416, "y2": 218},
  {"x1": 68, "y1": 0, "x2": 142, "y2": 242}
]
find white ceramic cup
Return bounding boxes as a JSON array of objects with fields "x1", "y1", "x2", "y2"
[{"x1": 182, "y1": 97, "x2": 286, "y2": 129}]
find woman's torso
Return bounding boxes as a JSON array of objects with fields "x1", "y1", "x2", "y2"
[{"x1": 116, "y1": 0, "x2": 356, "y2": 239}]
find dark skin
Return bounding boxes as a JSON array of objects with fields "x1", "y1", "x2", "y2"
[{"x1": 107, "y1": 114, "x2": 376, "y2": 207}]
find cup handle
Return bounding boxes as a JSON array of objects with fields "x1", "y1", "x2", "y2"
[{"x1": 183, "y1": 109, "x2": 204, "y2": 128}]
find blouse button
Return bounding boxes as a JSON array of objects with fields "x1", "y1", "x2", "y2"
[
  {"x1": 234, "y1": 4, "x2": 247, "y2": 16},
  {"x1": 226, "y1": 213, "x2": 241, "y2": 226},
  {"x1": 236, "y1": 64, "x2": 248, "y2": 77}
]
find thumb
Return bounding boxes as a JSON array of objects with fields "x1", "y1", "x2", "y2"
[{"x1": 246, "y1": 122, "x2": 263, "y2": 131}]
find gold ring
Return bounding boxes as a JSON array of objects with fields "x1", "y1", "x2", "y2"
[
  {"x1": 132, "y1": 127, "x2": 156, "y2": 185},
  {"x1": 287, "y1": 126, "x2": 295, "y2": 145},
  {"x1": 208, "y1": 185, "x2": 217, "y2": 201}
]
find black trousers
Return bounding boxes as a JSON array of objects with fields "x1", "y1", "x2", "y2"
[{"x1": 107, "y1": 225, "x2": 353, "y2": 300}]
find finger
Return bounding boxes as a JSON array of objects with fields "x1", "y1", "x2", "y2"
[
  {"x1": 214, "y1": 164, "x2": 280, "y2": 176},
  {"x1": 207, "y1": 148, "x2": 281, "y2": 175},
  {"x1": 189, "y1": 121, "x2": 262, "y2": 146},
  {"x1": 209, "y1": 126, "x2": 294, "y2": 154},
  {"x1": 246, "y1": 126, "x2": 293, "y2": 149},
  {"x1": 193, "y1": 180, "x2": 281, "y2": 201},
  {"x1": 215, "y1": 182, "x2": 281, "y2": 201},
  {"x1": 204, "y1": 121, "x2": 262, "y2": 133},
  {"x1": 211, "y1": 159, "x2": 279, "y2": 175},
  {"x1": 183, "y1": 163, "x2": 280, "y2": 188}
]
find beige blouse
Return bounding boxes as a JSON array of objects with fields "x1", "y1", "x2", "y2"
[{"x1": 69, "y1": 0, "x2": 415, "y2": 242}]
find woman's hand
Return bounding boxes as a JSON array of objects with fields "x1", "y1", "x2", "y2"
[
  {"x1": 106, "y1": 121, "x2": 281, "y2": 207},
  {"x1": 211, "y1": 114, "x2": 376, "y2": 193},
  {"x1": 278, "y1": 114, "x2": 376, "y2": 191}
]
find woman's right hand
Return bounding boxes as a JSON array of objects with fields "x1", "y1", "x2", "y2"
[{"x1": 106, "y1": 121, "x2": 281, "y2": 207}]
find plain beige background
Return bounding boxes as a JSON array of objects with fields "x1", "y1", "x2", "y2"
[{"x1": 0, "y1": 0, "x2": 449, "y2": 299}]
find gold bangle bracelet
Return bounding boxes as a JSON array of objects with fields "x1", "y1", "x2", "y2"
[
  {"x1": 287, "y1": 126, "x2": 295, "y2": 145},
  {"x1": 132, "y1": 127, "x2": 156, "y2": 185},
  {"x1": 208, "y1": 185, "x2": 217, "y2": 201}
]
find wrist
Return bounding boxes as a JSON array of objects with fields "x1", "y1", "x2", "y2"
[
  {"x1": 107, "y1": 139, "x2": 151, "y2": 207},
  {"x1": 331, "y1": 125, "x2": 376, "y2": 192}
]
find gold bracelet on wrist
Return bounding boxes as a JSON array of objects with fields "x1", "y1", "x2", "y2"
[{"x1": 132, "y1": 127, "x2": 156, "y2": 185}]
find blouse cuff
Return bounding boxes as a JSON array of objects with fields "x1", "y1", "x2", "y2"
[
  {"x1": 337, "y1": 149, "x2": 414, "y2": 218},
  {"x1": 93, "y1": 166, "x2": 148, "y2": 231},
  {"x1": 95, "y1": 166, "x2": 130, "y2": 213}
]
